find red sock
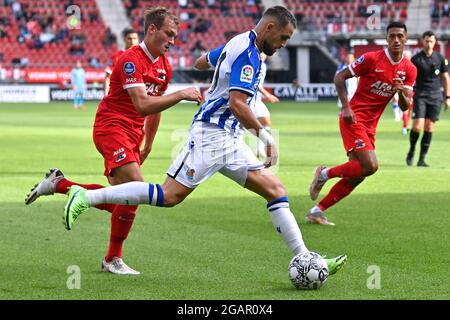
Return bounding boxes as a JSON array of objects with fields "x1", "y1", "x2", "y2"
[
  {"x1": 55, "y1": 178, "x2": 116, "y2": 213},
  {"x1": 402, "y1": 111, "x2": 410, "y2": 129},
  {"x1": 106, "y1": 205, "x2": 138, "y2": 262},
  {"x1": 328, "y1": 160, "x2": 363, "y2": 179},
  {"x1": 318, "y1": 178, "x2": 355, "y2": 211}
]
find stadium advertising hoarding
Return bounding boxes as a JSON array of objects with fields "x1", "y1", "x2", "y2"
[
  {"x1": 50, "y1": 87, "x2": 104, "y2": 101},
  {"x1": 168, "y1": 84, "x2": 338, "y2": 102},
  {"x1": 25, "y1": 68, "x2": 105, "y2": 84},
  {"x1": 0, "y1": 85, "x2": 50, "y2": 103},
  {"x1": 270, "y1": 83, "x2": 337, "y2": 102}
]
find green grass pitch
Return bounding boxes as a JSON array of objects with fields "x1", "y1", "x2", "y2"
[{"x1": 1, "y1": 101, "x2": 449, "y2": 299}]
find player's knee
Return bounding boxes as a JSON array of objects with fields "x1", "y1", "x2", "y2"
[{"x1": 362, "y1": 161, "x2": 378, "y2": 176}]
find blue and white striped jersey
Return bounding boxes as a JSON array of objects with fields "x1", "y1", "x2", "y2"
[{"x1": 193, "y1": 30, "x2": 261, "y2": 135}]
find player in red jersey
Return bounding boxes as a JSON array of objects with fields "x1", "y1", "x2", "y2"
[
  {"x1": 306, "y1": 21, "x2": 417, "y2": 226},
  {"x1": 25, "y1": 7, "x2": 202, "y2": 274},
  {"x1": 104, "y1": 27, "x2": 139, "y2": 96}
]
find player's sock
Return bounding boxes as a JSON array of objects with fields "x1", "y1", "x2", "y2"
[
  {"x1": 106, "y1": 205, "x2": 137, "y2": 262},
  {"x1": 419, "y1": 131, "x2": 432, "y2": 161},
  {"x1": 85, "y1": 181, "x2": 165, "y2": 207},
  {"x1": 55, "y1": 178, "x2": 116, "y2": 213},
  {"x1": 402, "y1": 112, "x2": 410, "y2": 129},
  {"x1": 267, "y1": 197, "x2": 308, "y2": 255},
  {"x1": 327, "y1": 160, "x2": 363, "y2": 179},
  {"x1": 409, "y1": 129, "x2": 420, "y2": 153},
  {"x1": 317, "y1": 178, "x2": 355, "y2": 211}
]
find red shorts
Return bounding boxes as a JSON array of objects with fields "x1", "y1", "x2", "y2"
[
  {"x1": 339, "y1": 117, "x2": 375, "y2": 155},
  {"x1": 93, "y1": 128, "x2": 142, "y2": 176}
]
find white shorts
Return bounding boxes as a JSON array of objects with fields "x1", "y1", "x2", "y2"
[
  {"x1": 167, "y1": 122, "x2": 264, "y2": 189},
  {"x1": 251, "y1": 97, "x2": 270, "y2": 118}
]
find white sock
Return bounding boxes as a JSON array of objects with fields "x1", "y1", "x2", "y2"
[
  {"x1": 320, "y1": 168, "x2": 329, "y2": 181},
  {"x1": 86, "y1": 181, "x2": 152, "y2": 206},
  {"x1": 310, "y1": 205, "x2": 322, "y2": 214},
  {"x1": 267, "y1": 197, "x2": 309, "y2": 255}
]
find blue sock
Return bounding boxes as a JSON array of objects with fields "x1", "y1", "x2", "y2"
[{"x1": 148, "y1": 184, "x2": 164, "y2": 207}]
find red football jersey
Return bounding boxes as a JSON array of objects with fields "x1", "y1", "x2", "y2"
[
  {"x1": 95, "y1": 42, "x2": 172, "y2": 138},
  {"x1": 105, "y1": 50, "x2": 124, "y2": 75},
  {"x1": 348, "y1": 49, "x2": 417, "y2": 129}
]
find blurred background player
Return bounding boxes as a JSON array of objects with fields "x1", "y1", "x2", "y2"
[
  {"x1": 399, "y1": 50, "x2": 413, "y2": 135},
  {"x1": 406, "y1": 30, "x2": 450, "y2": 167},
  {"x1": 392, "y1": 50, "x2": 413, "y2": 132},
  {"x1": 25, "y1": 7, "x2": 202, "y2": 275},
  {"x1": 307, "y1": 22, "x2": 417, "y2": 226},
  {"x1": 195, "y1": 49, "x2": 279, "y2": 158},
  {"x1": 71, "y1": 61, "x2": 86, "y2": 109},
  {"x1": 336, "y1": 52, "x2": 358, "y2": 113},
  {"x1": 104, "y1": 27, "x2": 139, "y2": 96}
]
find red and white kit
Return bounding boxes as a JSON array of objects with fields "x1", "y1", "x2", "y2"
[
  {"x1": 94, "y1": 42, "x2": 172, "y2": 175},
  {"x1": 341, "y1": 49, "x2": 417, "y2": 153}
]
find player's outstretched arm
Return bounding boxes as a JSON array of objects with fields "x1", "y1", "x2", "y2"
[
  {"x1": 258, "y1": 85, "x2": 279, "y2": 103},
  {"x1": 128, "y1": 86, "x2": 202, "y2": 116},
  {"x1": 229, "y1": 90, "x2": 277, "y2": 167},
  {"x1": 334, "y1": 68, "x2": 356, "y2": 123},
  {"x1": 193, "y1": 54, "x2": 211, "y2": 70},
  {"x1": 395, "y1": 85, "x2": 414, "y2": 111}
]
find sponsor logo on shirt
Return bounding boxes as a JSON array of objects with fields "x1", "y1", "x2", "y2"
[
  {"x1": 123, "y1": 62, "x2": 136, "y2": 75},
  {"x1": 370, "y1": 81, "x2": 397, "y2": 97},
  {"x1": 145, "y1": 83, "x2": 161, "y2": 95},
  {"x1": 126, "y1": 78, "x2": 137, "y2": 83},
  {"x1": 240, "y1": 65, "x2": 254, "y2": 83}
]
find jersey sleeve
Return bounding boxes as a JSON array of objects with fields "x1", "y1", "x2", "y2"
[
  {"x1": 117, "y1": 53, "x2": 145, "y2": 90},
  {"x1": 229, "y1": 50, "x2": 259, "y2": 97},
  {"x1": 440, "y1": 55, "x2": 449, "y2": 74},
  {"x1": 403, "y1": 63, "x2": 417, "y2": 91},
  {"x1": 206, "y1": 45, "x2": 225, "y2": 67},
  {"x1": 348, "y1": 53, "x2": 374, "y2": 77}
]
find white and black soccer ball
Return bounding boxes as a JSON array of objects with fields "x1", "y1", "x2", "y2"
[{"x1": 288, "y1": 252, "x2": 329, "y2": 290}]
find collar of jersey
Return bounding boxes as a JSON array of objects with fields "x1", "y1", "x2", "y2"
[
  {"x1": 250, "y1": 29, "x2": 259, "y2": 52},
  {"x1": 384, "y1": 48, "x2": 403, "y2": 65},
  {"x1": 140, "y1": 41, "x2": 160, "y2": 63}
]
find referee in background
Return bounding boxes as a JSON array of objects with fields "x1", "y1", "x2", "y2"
[{"x1": 406, "y1": 30, "x2": 450, "y2": 167}]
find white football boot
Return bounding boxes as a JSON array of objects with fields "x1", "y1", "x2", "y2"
[
  {"x1": 25, "y1": 168, "x2": 65, "y2": 205},
  {"x1": 101, "y1": 257, "x2": 140, "y2": 275}
]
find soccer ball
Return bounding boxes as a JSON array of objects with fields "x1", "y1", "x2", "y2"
[{"x1": 288, "y1": 252, "x2": 329, "y2": 290}]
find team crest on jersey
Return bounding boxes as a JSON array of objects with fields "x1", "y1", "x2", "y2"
[
  {"x1": 355, "y1": 139, "x2": 366, "y2": 149},
  {"x1": 123, "y1": 62, "x2": 136, "y2": 75},
  {"x1": 240, "y1": 65, "x2": 254, "y2": 83}
]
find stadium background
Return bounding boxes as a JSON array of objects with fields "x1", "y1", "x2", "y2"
[
  {"x1": 1, "y1": 0, "x2": 450, "y2": 300},
  {"x1": 1, "y1": 0, "x2": 449, "y2": 100}
]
